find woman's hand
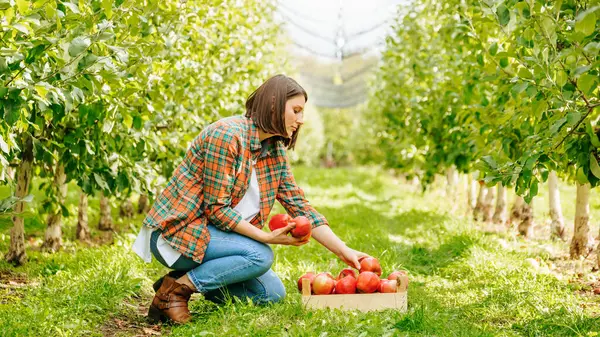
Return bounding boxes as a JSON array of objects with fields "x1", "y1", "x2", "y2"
[
  {"x1": 337, "y1": 246, "x2": 371, "y2": 269},
  {"x1": 264, "y1": 223, "x2": 310, "y2": 246}
]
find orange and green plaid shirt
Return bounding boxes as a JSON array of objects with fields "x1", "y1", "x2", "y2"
[{"x1": 143, "y1": 115, "x2": 328, "y2": 263}]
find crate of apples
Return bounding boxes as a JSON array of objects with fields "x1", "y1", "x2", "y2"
[{"x1": 297, "y1": 257, "x2": 409, "y2": 312}]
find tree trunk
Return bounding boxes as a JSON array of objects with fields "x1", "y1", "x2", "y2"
[
  {"x1": 548, "y1": 171, "x2": 566, "y2": 241},
  {"x1": 570, "y1": 183, "x2": 594, "y2": 259},
  {"x1": 98, "y1": 195, "x2": 113, "y2": 231},
  {"x1": 76, "y1": 192, "x2": 91, "y2": 241},
  {"x1": 473, "y1": 183, "x2": 487, "y2": 222},
  {"x1": 324, "y1": 141, "x2": 335, "y2": 168},
  {"x1": 482, "y1": 184, "x2": 496, "y2": 223},
  {"x1": 5, "y1": 139, "x2": 33, "y2": 265},
  {"x1": 119, "y1": 198, "x2": 134, "y2": 218},
  {"x1": 510, "y1": 195, "x2": 525, "y2": 226},
  {"x1": 137, "y1": 194, "x2": 150, "y2": 214},
  {"x1": 517, "y1": 201, "x2": 534, "y2": 238},
  {"x1": 445, "y1": 166, "x2": 459, "y2": 195},
  {"x1": 467, "y1": 173, "x2": 477, "y2": 213},
  {"x1": 492, "y1": 184, "x2": 508, "y2": 225},
  {"x1": 445, "y1": 166, "x2": 459, "y2": 212},
  {"x1": 42, "y1": 164, "x2": 67, "y2": 252}
]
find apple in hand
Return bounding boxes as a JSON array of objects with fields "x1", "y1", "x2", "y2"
[
  {"x1": 337, "y1": 268, "x2": 357, "y2": 280},
  {"x1": 297, "y1": 272, "x2": 316, "y2": 292},
  {"x1": 269, "y1": 214, "x2": 291, "y2": 232},
  {"x1": 312, "y1": 272, "x2": 336, "y2": 295},
  {"x1": 290, "y1": 216, "x2": 311, "y2": 238},
  {"x1": 379, "y1": 279, "x2": 398, "y2": 293},
  {"x1": 356, "y1": 271, "x2": 380, "y2": 293},
  {"x1": 334, "y1": 275, "x2": 357, "y2": 294},
  {"x1": 359, "y1": 257, "x2": 382, "y2": 276}
]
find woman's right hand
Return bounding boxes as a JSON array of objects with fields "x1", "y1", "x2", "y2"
[{"x1": 264, "y1": 223, "x2": 310, "y2": 246}]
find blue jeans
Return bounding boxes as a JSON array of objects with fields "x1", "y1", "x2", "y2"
[{"x1": 150, "y1": 225, "x2": 286, "y2": 305}]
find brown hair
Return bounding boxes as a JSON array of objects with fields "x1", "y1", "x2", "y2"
[{"x1": 245, "y1": 74, "x2": 307, "y2": 150}]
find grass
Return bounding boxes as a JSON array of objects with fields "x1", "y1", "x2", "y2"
[{"x1": 1, "y1": 166, "x2": 599, "y2": 336}]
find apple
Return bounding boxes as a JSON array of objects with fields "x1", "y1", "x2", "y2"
[
  {"x1": 359, "y1": 257, "x2": 382, "y2": 276},
  {"x1": 337, "y1": 268, "x2": 357, "y2": 280},
  {"x1": 334, "y1": 275, "x2": 357, "y2": 294},
  {"x1": 379, "y1": 279, "x2": 397, "y2": 293},
  {"x1": 356, "y1": 271, "x2": 380, "y2": 293},
  {"x1": 291, "y1": 216, "x2": 311, "y2": 238},
  {"x1": 387, "y1": 270, "x2": 408, "y2": 281},
  {"x1": 312, "y1": 272, "x2": 336, "y2": 295},
  {"x1": 269, "y1": 213, "x2": 291, "y2": 232},
  {"x1": 297, "y1": 272, "x2": 316, "y2": 292}
]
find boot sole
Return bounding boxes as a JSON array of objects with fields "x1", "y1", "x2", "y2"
[{"x1": 147, "y1": 305, "x2": 168, "y2": 324}]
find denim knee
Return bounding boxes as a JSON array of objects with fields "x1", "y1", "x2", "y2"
[
  {"x1": 262, "y1": 280, "x2": 286, "y2": 304},
  {"x1": 249, "y1": 243, "x2": 274, "y2": 274}
]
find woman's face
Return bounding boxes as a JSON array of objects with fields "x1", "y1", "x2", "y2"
[{"x1": 283, "y1": 94, "x2": 305, "y2": 138}]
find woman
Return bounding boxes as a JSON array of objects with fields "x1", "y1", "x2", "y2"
[{"x1": 132, "y1": 74, "x2": 368, "y2": 324}]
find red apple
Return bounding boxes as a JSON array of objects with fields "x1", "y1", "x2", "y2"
[
  {"x1": 291, "y1": 216, "x2": 311, "y2": 238},
  {"x1": 337, "y1": 268, "x2": 357, "y2": 280},
  {"x1": 269, "y1": 214, "x2": 291, "y2": 232},
  {"x1": 387, "y1": 270, "x2": 408, "y2": 281},
  {"x1": 356, "y1": 271, "x2": 380, "y2": 293},
  {"x1": 334, "y1": 275, "x2": 357, "y2": 294},
  {"x1": 379, "y1": 279, "x2": 398, "y2": 293},
  {"x1": 359, "y1": 257, "x2": 382, "y2": 276},
  {"x1": 297, "y1": 272, "x2": 316, "y2": 292},
  {"x1": 312, "y1": 272, "x2": 336, "y2": 295}
]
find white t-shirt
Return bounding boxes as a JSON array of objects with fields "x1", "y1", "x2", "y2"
[{"x1": 132, "y1": 165, "x2": 260, "y2": 266}]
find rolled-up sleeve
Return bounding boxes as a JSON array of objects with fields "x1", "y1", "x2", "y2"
[
  {"x1": 276, "y1": 158, "x2": 328, "y2": 228},
  {"x1": 201, "y1": 128, "x2": 243, "y2": 231}
]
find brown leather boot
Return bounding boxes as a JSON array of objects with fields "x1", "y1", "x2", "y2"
[{"x1": 148, "y1": 275, "x2": 193, "y2": 324}]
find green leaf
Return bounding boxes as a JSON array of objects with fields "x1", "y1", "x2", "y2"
[
  {"x1": 575, "y1": 11, "x2": 596, "y2": 36},
  {"x1": 0, "y1": 135, "x2": 8, "y2": 154},
  {"x1": 94, "y1": 173, "x2": 110, "y2": 191},
  {"x1": 68, "y1": 37, "x2": 91, "y2": 57},
  {"x1": 550, "y1": 117, "x2": 567, "y2": 135},
  {"x1": 590, "y1": 154, "x2": 600, "y2": 179},
  {"x1": 45, "y1": 0, "x2": 56, "y2": 18},
  {"x1": 578, "y1": 74, "x2": 597, "y2": 95},
  {"x1": 16, "y1": 0, "x2": 29, "y2": 14},
  {"x1": 566, "y1": 112, "x2": 581, "y2": 126},
  {"x1": 576, "y1": 166, "x2": 589, "y2": 184},
  {"x1": 489, "y1": 43, "x2": 498, "y2": 56},
  {"x1": 555, "y1": 70, "x2": 567, "y2": 87},
  {"x1": 530, "y1": 178, "x2": 539, "y2": 198},
  {"x1": 499, "y1": 57, "x2": 509, "y2": 68},
  {"x1": 586, "y1": 121, "x2": 600, "y2": 147},
  {"x1": 511, "y1": 82, "x2": 528, "y2": 98},
  {"x1": 497, "y1": 5, "x2": 510, "y2": 26},
  {"x1": 481, "y1": 155, "x2": 497, "y2": 169},
  {"x1": 102, "y1": 0, "x2": 113, "y2": 19},
  {"x1": 477, "y1": 53, "x2": 484, "y2": 66}
]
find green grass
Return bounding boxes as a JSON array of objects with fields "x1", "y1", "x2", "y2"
[{"x1": 1, "y1": 166, "x2": 599, "y2": 336}]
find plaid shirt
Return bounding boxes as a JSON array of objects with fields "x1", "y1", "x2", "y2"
[{"x1": 143, "y1": 115, "x2": 329, "y2": 263}]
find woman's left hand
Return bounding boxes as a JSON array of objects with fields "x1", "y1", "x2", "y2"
[{"x1": 337, "y1": 246, "x2": 371, "y2": 269}]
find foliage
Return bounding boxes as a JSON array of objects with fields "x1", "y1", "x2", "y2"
[
  {"x1": 0, "y1": 0, "x2": 285, "y2": 201},
  {"x1": 371, "y1": 0, "x2": 600, "y2": 201}
]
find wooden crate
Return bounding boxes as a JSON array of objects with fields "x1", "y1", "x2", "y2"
[{"x1": 301, "y1": 275, "x2": 408, "y2": 312}]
